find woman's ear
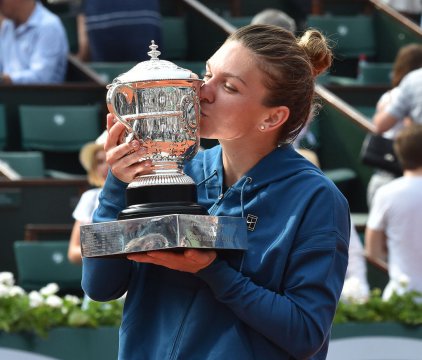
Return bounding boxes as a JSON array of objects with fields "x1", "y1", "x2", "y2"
[{"x1": 260, "y1": 106, "x2": 290, "y2": 131}]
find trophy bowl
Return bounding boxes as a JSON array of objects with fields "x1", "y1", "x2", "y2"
[{"x1": 106, "y1": 41, "x2": 207, "y2": 219}]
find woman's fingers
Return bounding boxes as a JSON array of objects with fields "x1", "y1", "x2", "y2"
[
  {"x1": 127, "y1": 249, "x2": 217, "y2": 273},
  {"x1": 104, "y1": 113, "x2": 153, "y2": 183},
  {"x1": 105, "y1": 113, "x2": 127, "y2": 149},
  {"x1": 109, "y1": 148, "x2": 153, "y2": 183}
]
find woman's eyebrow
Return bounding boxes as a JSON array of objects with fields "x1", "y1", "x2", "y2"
[{"x1": 205, "y1": 61, "x2": 247, "y2": 86}]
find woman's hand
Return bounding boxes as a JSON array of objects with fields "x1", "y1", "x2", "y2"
[
  {"x1": 105, "y1": 113, "x2": 153, "y2": 183},
  {"x1": 127, "y1": 249, "x2": 217, "y2": 273}
]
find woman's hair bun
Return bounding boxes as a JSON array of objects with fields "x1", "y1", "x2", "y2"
[{"x1": 298, "y1": 29, "x2": 333, "y2": 77}]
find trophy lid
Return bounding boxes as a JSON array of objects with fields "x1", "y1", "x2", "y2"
[{"x1": 112, "y1": 41, "x2": 193, "y2": 84}]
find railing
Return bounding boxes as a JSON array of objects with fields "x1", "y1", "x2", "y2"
[
  {"x1": 181, "y1": 0, "x2": 236, "y2": 34},
  {"x1": 316, "y1": 85, "x2": 375, "y2": 133},
  {"x1": 370, "y1": 0, "x2": 422, "y2": 36}
]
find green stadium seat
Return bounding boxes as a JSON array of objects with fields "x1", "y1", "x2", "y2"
[
  {"x1": 357, "y1": 62, "x2": 393, "y2": 85},
  {"x1": 0, "y1": 151, "x2": 45, "y2": 178},
  {"x1": 19, "y1": 105, "x2": 101, "y2": 152},
  {"x1": 224, "y1": 16, "x2": 254, "y2": 28},
  {"x1": 89, "y1": 62, "x2": 136, "y2": 83},
  {"x1": 60, "y1": 14, "x2": 78, "y2": 54},
  {"x1": 355, "y1": 106, "x2": 376, "y2": 119},
  {"x1": 0, "y1": 105, "x2": 6, "y2": 150},
  {"x1": 14, "y1": 240, "x2": 82, "y2": 295},
  {"x1": 307, "y1": 15, "x2": 376, "y2": 59},
  {"x1": 162, "y1": 16, "x2": 188, "y2": 60}
]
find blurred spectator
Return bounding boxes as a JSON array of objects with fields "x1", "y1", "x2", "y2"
[
  {"x1": 251, "y1": 8, "x2": 297, "y2": 33},
  {"x1": 365, "y1": 124, "x2": 422, "y2": 300},
  {"x1": 68, "y1": 131, "x2": 107, "y2": 264},
  {"x1": 0, "y1": 0, "x2": 69, "y2": 84},
  {"x1": 368, "y1": 43, "x2": 422, "y2": 207},
  {"x1": 76, "y1": 0, "x2": 162, "y2": 62},
  {"x1": 374, "y1": 67, "x2": 422, "y2": 132},
  {"x1": 381, "y1": 0, "x2": 422, "y2": 24}
]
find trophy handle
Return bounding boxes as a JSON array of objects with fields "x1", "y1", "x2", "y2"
[{"x1": 106, "y1": 83, "x2": 137, "y2": 136}]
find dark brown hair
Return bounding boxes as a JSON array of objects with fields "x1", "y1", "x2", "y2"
[
  {"x1": 228, "y1": 24, "x2": 332, "y2": 143},
  {"x1": 391, "y1": 43, "x2": 422, "y2": 87},
  {"x1": 394, "y1": 124, "x2": 422, "y2": 170}
]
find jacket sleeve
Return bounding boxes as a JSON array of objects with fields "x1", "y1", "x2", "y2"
[
  {"x1": 82, "y1": 171, "x2": 133, "y2": 301},
  {"x1": 196, "y1": 188, "x2": 350, "y2": 359}
]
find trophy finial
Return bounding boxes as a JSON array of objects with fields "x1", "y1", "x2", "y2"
[{"x1": 147, "y1": 40, "x2": 161, "y2": 60}]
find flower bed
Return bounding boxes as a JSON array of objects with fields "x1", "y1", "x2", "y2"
[
  {"x1": 1, "y1": 272, "x2": 421, "y2": 359},
  {"x1": 0, "y1": 272, "x2": 123, "y2": 337}
]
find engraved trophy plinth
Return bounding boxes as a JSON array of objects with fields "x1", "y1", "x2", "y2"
[{"x1": 80, "y1": 41, "x2": 248, "y2": 258}]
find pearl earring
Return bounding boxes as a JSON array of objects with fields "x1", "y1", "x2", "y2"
[{"x1": 260, "y1": 125, "x2": 265, "y2": 131}]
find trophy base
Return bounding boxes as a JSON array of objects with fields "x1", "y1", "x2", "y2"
[
  {"x1": 126, "y1": 182, "x2": 199, "y2": 207},
  {"x1": 118, "y1": 202, "x2": 208, "y2": 220},
  {"x1": 80, "y1": 214, "x2": 248, "y2": 258}
]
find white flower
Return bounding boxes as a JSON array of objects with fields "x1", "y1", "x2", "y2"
[
  {"x1": 45, "y1": 294, "x2": 63, "y2": 308},
  {"x1": 64, "y1": 295, "x2": 81, "y2": 305},
  {"x1": 40, "y1": 283, "x2": 59, "y2": 296},
  {"x1": 0, "y1": 284, "x2": 9, "y2": 297},
  {"x1": 398, "y1": 274, "x2": 410, "y2": 289},
  {"x1": 8, "y1": 286, "x2": 25, "y2": 297},
  {"x1": 0, "y1": 272, "x2": 14, "y2": 287},
  {"x1": 341, "y1": 276, "x2": 369, "y2": 304},
  {"x1": 29, "y1": 291, "x2": 44, "y2": 307},
  {"x1": 102, "y1": 303, "x2": 112, "y2": 311}
]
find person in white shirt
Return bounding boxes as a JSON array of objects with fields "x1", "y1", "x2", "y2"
[
  {"x1": 367, "y1": 43, "x2": 422, "y2": 207},
  {"x1": 365, "y1": 124, "x2": 422, "y2": 299},
  {"x1": 68, "y1": 131, "x2": 108, "y2": 264}
]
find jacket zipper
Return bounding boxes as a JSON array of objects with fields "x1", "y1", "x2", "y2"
[
  {"x1": 169, "y1": 290, "x2": 199, "y2": 360},
  {"x1": 209, "y1": 190, "x2": 227, "y2": 215}
]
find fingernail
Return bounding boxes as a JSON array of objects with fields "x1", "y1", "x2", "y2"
[{"x1": 131, "y1": 140, "x2": 140, "y2": 149}]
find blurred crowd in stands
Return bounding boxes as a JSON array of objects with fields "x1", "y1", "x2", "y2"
[{"x1": 0, "y1": 0, "x2": 421, "y2": 307}]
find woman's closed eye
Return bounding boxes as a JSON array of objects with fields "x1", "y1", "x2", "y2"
[
  {"x1": 203, "y1": 72, "x2": 212, "y2": 81},
  {"x1": 223, "y1": 82, "x2": 237, "y2": 93},
  {"x1": 203, "y1": 72, "x2": 238, "y2": 93}
]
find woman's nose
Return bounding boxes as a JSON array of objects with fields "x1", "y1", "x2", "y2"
[{"x1": 199, "y1": 82, "x2": 213, "y2": 103}]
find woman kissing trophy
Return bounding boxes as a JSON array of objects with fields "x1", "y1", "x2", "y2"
[{"x1": 80, "y1": 41, "x2": 247, "y2": 257}]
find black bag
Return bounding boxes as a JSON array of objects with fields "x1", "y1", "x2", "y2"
[{"x1": 360, "y1": 133, "x2": 402, "y2": 175}]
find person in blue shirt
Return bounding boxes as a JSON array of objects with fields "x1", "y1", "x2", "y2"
[
  {"x1": 82, "y1": 24, "x2": 350, "y2": 360},
  {"x1": 76, "y1": 0, "x2": 162, "y2": 62},
  {"x1": 0, "y1": 0, "x2": 69, "y2": 84}
]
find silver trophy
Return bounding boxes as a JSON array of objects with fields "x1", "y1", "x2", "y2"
[
  {"x1": 80, "y1": 41, "x2": 248, "y2": 258},
  {"x1": 106, "y1": 41, "x2": 206, "y2": 219}
]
